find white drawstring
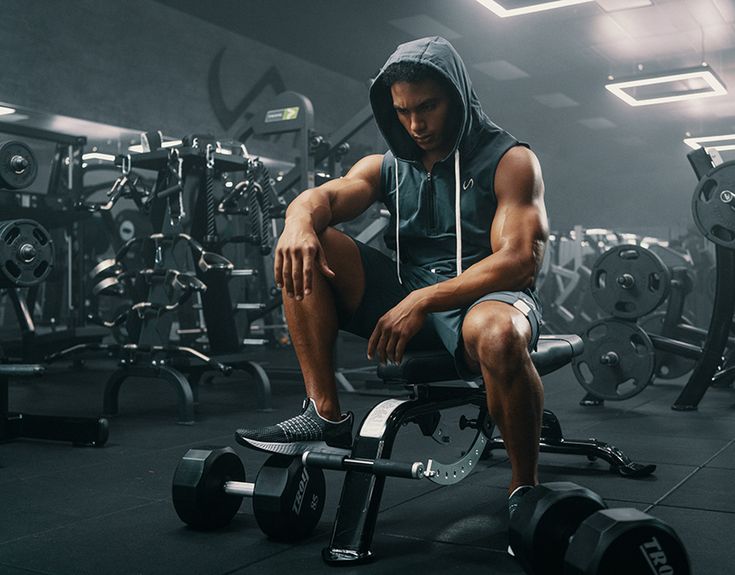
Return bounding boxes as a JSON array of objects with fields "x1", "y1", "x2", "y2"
[
  {"x1": 454, "y1": 149, "x2": 462, "y2": 276},
  {"x1": 394, "y1": 157, "x2": 402, "y2": 285}
]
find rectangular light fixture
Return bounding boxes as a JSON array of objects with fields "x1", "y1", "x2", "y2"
[
  {"x1": 605, "y1": 65, "x2": 727, "y2": 107},
  {"x1": 683, "y1": 133, "x2": 735, "y2": 152},
  {"x1": 474, "y1": 0, "x2": 594, "y2": 16},
  {"x1": 0, "y1": 106, "x2": 16, "y2": 116}
]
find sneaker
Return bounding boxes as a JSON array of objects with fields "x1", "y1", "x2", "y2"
[
  {"x1": 234, "y1": 397, "x2": 353, "y2": 456},
  {"x1": 507, "y1": 485, "x2": 534, "y2": 557}
]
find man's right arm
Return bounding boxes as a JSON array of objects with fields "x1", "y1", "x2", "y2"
[
  {"x1": 284, "y1": 154, "x2": 384, "y2": 232},
  {"x1": 275, "y1": 154, "x2": 384, "y2": 299}
]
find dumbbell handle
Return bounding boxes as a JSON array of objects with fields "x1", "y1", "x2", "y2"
[
  {"x1": 223, "y1": 480, "x2": 255, "y2": 498},
  {"x1": 302, "y1": 451, "x2": 426, "y2": 479}
]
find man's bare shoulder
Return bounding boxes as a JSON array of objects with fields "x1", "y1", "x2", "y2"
[{"x1": 495, "y1": 146, "x2": 543, "y2": 201}]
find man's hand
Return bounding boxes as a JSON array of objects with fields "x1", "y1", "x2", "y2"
[
  {"x1": 274, "y1": 220, "x2": 335, "y2": 300},
  {"x1": 367, "y1": 293, "x2": 428, "y2": 364}
]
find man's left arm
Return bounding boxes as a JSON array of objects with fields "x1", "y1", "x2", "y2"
[{"x1": 367, "y1": 146, "x2": 548, "y2": 363}]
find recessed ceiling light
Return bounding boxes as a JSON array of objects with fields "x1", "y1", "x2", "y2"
[
  {"x1": 605, "y1": 64, "x2": 727, "y2": 107},
  {"x1": 683, "y1": 133, "x2": 735, "y2": 152},
  {"x1": 0, "y1": 106, "x2": 16, "y2": 116},
  {"x1": 475, "y1": 0, "x2": 595, "y2": 17}
]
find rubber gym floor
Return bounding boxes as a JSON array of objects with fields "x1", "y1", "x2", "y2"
[{"x1": 1, "y1": 334, "x2": 733, "y2": 574}]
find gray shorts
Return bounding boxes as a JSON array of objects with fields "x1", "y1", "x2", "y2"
[{"x1": 339, "y1": 240, "x2": 543, "y2": 380}]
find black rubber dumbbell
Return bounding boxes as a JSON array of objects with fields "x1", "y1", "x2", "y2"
[
  {"x1": 172, "y1": 446, "x2": 325, "y2": 541},
  {"x1": 509, "y1": 482, "x2": 690, "y2": 575}
]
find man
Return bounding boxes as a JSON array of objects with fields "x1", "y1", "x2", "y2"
[{"x1": 236, "y1": 36, "x2": 549, "y2": 517}]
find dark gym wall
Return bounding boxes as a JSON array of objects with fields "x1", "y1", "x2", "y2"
[{"x1": 0, "y1": 0, "x2": 382, "y2": 159}]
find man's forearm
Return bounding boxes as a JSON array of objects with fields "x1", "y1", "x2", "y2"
[
  {"x1": 413, "y1": 252, "x2": 536, "y2": 313},
  {"x1": 284, "y1": 187, "x2": 333, "y2": 233}
]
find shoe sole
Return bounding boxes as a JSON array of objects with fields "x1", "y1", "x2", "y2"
[{"x1": 235, "y1": 436, "x2": 350, "y2": 456}]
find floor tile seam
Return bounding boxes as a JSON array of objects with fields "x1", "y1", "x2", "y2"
[
  {"x1": 643, "y1": 438, "x2": 735, "y2": 513},
  {"x1": 379, "y1": 530, "x2": 505, "y2": 553},
  {"x1": 0, "y1": 499, "x2": 163, "y2": 548},
  {"x1": 0, "y1": 562, "x2": 55, "y2": 575},
  {"x1": 649, "y1": 503, "x2": 735, "y2": 516}
]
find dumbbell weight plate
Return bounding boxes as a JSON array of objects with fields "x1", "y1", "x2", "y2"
[
  {"x1": 590, "y1": 244, "x2": 670, "y2": 320},
  {"x1": 0, "y1": 140, "x2": 37, "y2": 190},
  {"x1": 565, "y1": 507, "x2": 691, "y2": 575},
  {"x1": 0, "y1": 219, "x2": 54, "y2": 287},
  {"x1": 572, "y1": 318, "x2": 655, "y2": 401},
  {"x1": 172, "y1": 446, "x2": 245, "y2": 530},
  {"x1": 509, "y1": 482, "x2": 607, "y2": 575},
  {"x1": 692, "y1": 160, "x2": 735, "y2": 249},
  {"x1": 253, "y1": 454, "x2": 325, "y2": 541}
]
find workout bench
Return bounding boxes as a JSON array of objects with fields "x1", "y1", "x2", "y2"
[{"x1": 322, "y1": 333, "x2": 655, "y2": 564}]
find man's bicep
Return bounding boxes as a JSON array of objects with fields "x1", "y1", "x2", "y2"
[
  {"x1": 327, "y1": 154, "x2": 384, "y2": 223},
  {"x1": 490, "y1": 147, "x2": 548, "y2": 254}
]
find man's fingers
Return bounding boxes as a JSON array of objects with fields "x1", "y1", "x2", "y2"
[
  {"x1": 282, "y1": 253, "x2": 295, "y2": 298},
  {"x1": 317, "y1": 248, "x2": 336, "y2": 279},
  {"x1": 386, "y1": 332, "x2": 400, "y2": 364},
  {"x1": 290, "y1": 250, "x2": 304, "y2": 299},
  {"x1": 394, "y1": 336, "x2": 408, "y2": 366},
  {"x1": 302, "y1": 249, "x2": 314, "y2": 296},
  {"x1": 273, "y1": 249, "x2": 284, "y2": 289}
]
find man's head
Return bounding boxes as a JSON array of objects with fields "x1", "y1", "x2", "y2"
[{"x1": 381, "y1": 61, "x2": 460, "y2": 157}]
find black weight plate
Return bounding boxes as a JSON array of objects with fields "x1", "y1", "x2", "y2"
[
  {"x1": 590, "y1": 244, "x2": 670, "y2": 319},
  {"x1": 565, "y1": 508, "x2": 691, "y2": 575},
  {"x1": 0, "y1": 140, "x2": 37, "y2": 190},
  {"x1": 172, "y1": 446, "x2": 245, "y2": 530},
  {"x1": 253, "y1": 454, "x2": 325, "y2": 541},
  {"x1": 572, "y1": 318, "x2": 655, "y2": 400},
  {"x1": 0, "y1": 219, "x2": 55, "y2": 287},
  {"x1": 639, "y1": 312, "x2": 697, "y2": 380},
  {"x1": 692, "y1": 160, "x2": 735, "y2": 249}
]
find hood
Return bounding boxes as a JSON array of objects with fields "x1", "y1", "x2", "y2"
[{"x1": 370, "y1": 36, "x2": 492, "y2": 163}]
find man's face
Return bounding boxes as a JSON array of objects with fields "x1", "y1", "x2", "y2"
[{"x1": 390, "y1": 77, "x2": 456, "y2": 156}]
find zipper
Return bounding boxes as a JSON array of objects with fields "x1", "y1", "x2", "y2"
[{"x1": 427, "y1": 171, "x2": 436, "y2": 232}]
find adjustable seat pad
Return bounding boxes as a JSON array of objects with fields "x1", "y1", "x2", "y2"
[{"x1": 377, "y1": 334, "x2": 583, "y2": 384}]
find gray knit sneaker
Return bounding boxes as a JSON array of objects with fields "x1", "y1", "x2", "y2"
[
  {"x1": 234, "y1": 398, "x2": 353, "y2": 456},
  {"x1": 507, "y1": 485, "x2": 534, "y2": 557}
]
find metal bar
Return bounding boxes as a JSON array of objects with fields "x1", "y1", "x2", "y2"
[
  {"x1": 673, "y1": 246, "x2": 735, "y2": 410},
  {"x1": 223, "y1": 481, "x2": 255, "y2": 497}
]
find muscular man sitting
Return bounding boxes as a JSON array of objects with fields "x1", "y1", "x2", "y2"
[{"x1": 236, "y1": 36, "x2": 549, "y2": 513}]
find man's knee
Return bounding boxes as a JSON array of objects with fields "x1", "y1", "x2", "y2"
[{"x1": 462, "y1": 304, "x2": 531, "y2": 372}]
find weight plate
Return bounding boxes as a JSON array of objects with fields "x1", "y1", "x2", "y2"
[
  {"x1": 639, "y1": 312, "x2": 697, "y2": 380},
  {"x1": 572, "y1": 318, "x2": 655, "y2": 400},
  {"x1": 590, "y1": 244, "x2": 670, "y2": 319},
  {"x1": 253, "y1": 454, "x2": 325, "y2": 541},
  {"x1": 692, "y1": 160, "x2": 735, "y2": 249},
  {"x1": 172, "y1": 446, "x2": 245, "y2": 530},
  {"x1": 0, "y1": 140, "x2": 37, "y2": 190},
  {"x1": 0, "y1": 219, "x2": 54, "y2": 287}
]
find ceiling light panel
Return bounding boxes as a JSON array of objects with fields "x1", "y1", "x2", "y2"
[
  {"x1": 596, "y1": 0, "x2": 652, "y2": 12},
  {"x1": 474, "y1": 0, "x2": 595, "y2": 18},
  {"x1": 388, "y1": 15, "x2": 461, "y2": 39},
  {"x1": 579, "y1": 117, "x2": 617, "y2": 129},
  {"x1": 534, "y1": 93, "x2": 580, "y2": 107},
  {"x1": 605, "y1": 65, "x2": 727, "y2": 106},
  {"x1": 683, "y1": 133, "x2": 735, "y2": 152},
  {"x1": 472, "y1": 60, "x2": 530, "y2": 80}
]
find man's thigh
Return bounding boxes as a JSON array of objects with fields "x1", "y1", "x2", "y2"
[{"x1": 338, "y1": 240, "x2": 444, "y2": 350}]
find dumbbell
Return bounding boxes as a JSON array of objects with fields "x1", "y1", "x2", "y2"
[
  {"x1": 172, "y1": 446, "x2": 325, "y2": 541},
  {"x1": 509, "y1": 482, "x2": 690, "y2": 575}
]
